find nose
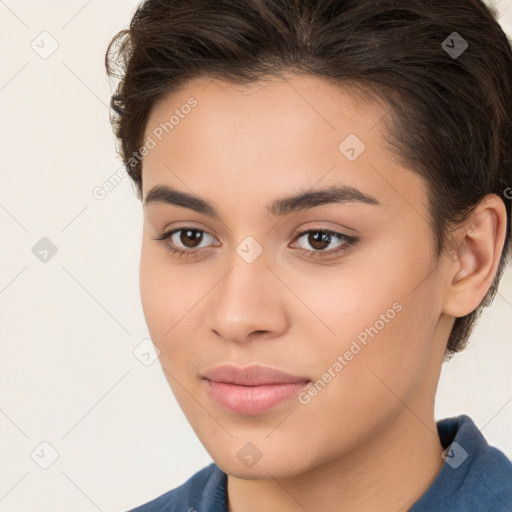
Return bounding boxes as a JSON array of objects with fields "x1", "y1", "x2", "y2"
[{"x1": 204, "y1": 249, "x2": 290, "y2": 345}]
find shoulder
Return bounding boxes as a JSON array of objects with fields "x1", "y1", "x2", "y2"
[
  {"x1": 411, "y1": 415, "x2": 512, "y2": 511},
  {"x1": 127, "y1": 462, "x2": 227, "y2": 512},
  {"x1": 474, "y1": 439, "x2": 512, "y2": 511}
]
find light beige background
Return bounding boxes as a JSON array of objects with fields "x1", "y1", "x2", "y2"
[{"x1": 0, "y1": 1, "x2": 511, "y2": 511}]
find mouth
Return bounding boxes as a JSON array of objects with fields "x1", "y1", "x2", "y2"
[{"x1": 202, "y1": 364, "x2": 311, "y2": 415}]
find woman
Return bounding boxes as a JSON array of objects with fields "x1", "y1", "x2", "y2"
[{"x1": 105, "y1": 0, "x2": 512, "y2": 510}]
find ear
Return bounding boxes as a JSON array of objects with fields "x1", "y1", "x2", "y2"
[{"x1": 442, "y1": 194, "x2": 508, "y2": 318}]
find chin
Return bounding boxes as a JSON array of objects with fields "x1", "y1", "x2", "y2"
[{"x1": 206, "y1": 438, "x2": 321, "y2": 481}]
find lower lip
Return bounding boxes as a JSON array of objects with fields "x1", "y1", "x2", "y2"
[{"x1": 205, "y1": 380, "x2": 310, "y2": 415}]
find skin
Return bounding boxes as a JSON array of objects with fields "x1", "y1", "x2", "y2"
[{"x1": 138, "y1": 73, "x2": 507, "y2": 511}]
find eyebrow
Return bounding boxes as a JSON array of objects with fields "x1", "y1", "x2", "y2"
[{"x1": 143, "y1": 183, "x2": 381, "y2": 218}]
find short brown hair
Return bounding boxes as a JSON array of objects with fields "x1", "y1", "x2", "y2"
[{"x1": 105, "y1": 0, "x2": 512, "y2": 356}]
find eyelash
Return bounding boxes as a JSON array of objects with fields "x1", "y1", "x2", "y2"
[{"x1": 153, "y1": 226, "x2": 359, "y2": 260}]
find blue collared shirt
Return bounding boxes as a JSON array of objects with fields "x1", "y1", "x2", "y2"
[{"x1": 128, "y1": 415, "x2": 512, "y2": 511}]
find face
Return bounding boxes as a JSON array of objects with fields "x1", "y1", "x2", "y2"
[{"x1": 139, "y1": 74, "x2": 451, "y2": 479}]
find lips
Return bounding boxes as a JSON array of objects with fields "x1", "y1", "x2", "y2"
[
  {"x1": 202, "y1": 364, "x2": 311, "y2": 415},
  {"x1": 203, "y1": 364, "x2": 310, "y2": 386}
]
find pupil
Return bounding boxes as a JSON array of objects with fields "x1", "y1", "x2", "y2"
[
  {"x1": 181, "y1": 229, "x2": 202, "y2": 248},
  {"x1": 310, "y1": 231, "x2": 329, "y2": 250}
]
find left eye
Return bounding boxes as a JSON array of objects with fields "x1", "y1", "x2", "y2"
[
  {"x1": 293, "y1": 229, "x2": 355, "y2": 254},
  {"x1": 289, "y1": 229, "x2": 358, "y2": 259}
]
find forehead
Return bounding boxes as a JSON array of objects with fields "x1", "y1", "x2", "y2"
[
  {"x1": 146, "y1": 73, "x2": 390, "y2": 143},
  {"x1": 141, "y1": 74, "x2": 428, "y2": 221}
]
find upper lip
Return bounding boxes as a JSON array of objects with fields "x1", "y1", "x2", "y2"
[{"x1": 202, "y1": 364, "x2": 310, "y2": 386}]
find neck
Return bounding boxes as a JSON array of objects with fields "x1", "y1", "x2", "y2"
[{"x1": 227, "y1": 408, "x2": 445, "y2": 512}]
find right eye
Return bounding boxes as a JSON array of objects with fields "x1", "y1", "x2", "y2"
[{"x1": 153, "y1": 227, "x2": 219, "y2": 257}]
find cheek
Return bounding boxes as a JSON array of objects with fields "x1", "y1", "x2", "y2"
[
  {"x1": 293, "y1": 242, "x2": 438, "y2": 394},
  {"x1": 289, "y1": 286, "x2": 436, "y2": 460},
  {"x1": 139, "y1": 242, "x2": 209, "y2": 372},
  {"x1": 139, "y1": 245, "x2": 167, "y2": 334},
  {"x1": 139, "y1": 243, "x2": 188, "y2": 347}
]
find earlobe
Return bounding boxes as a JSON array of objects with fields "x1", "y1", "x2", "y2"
[{"x1": 442, "y1": 194, "x2": 507, "y2": 318}]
